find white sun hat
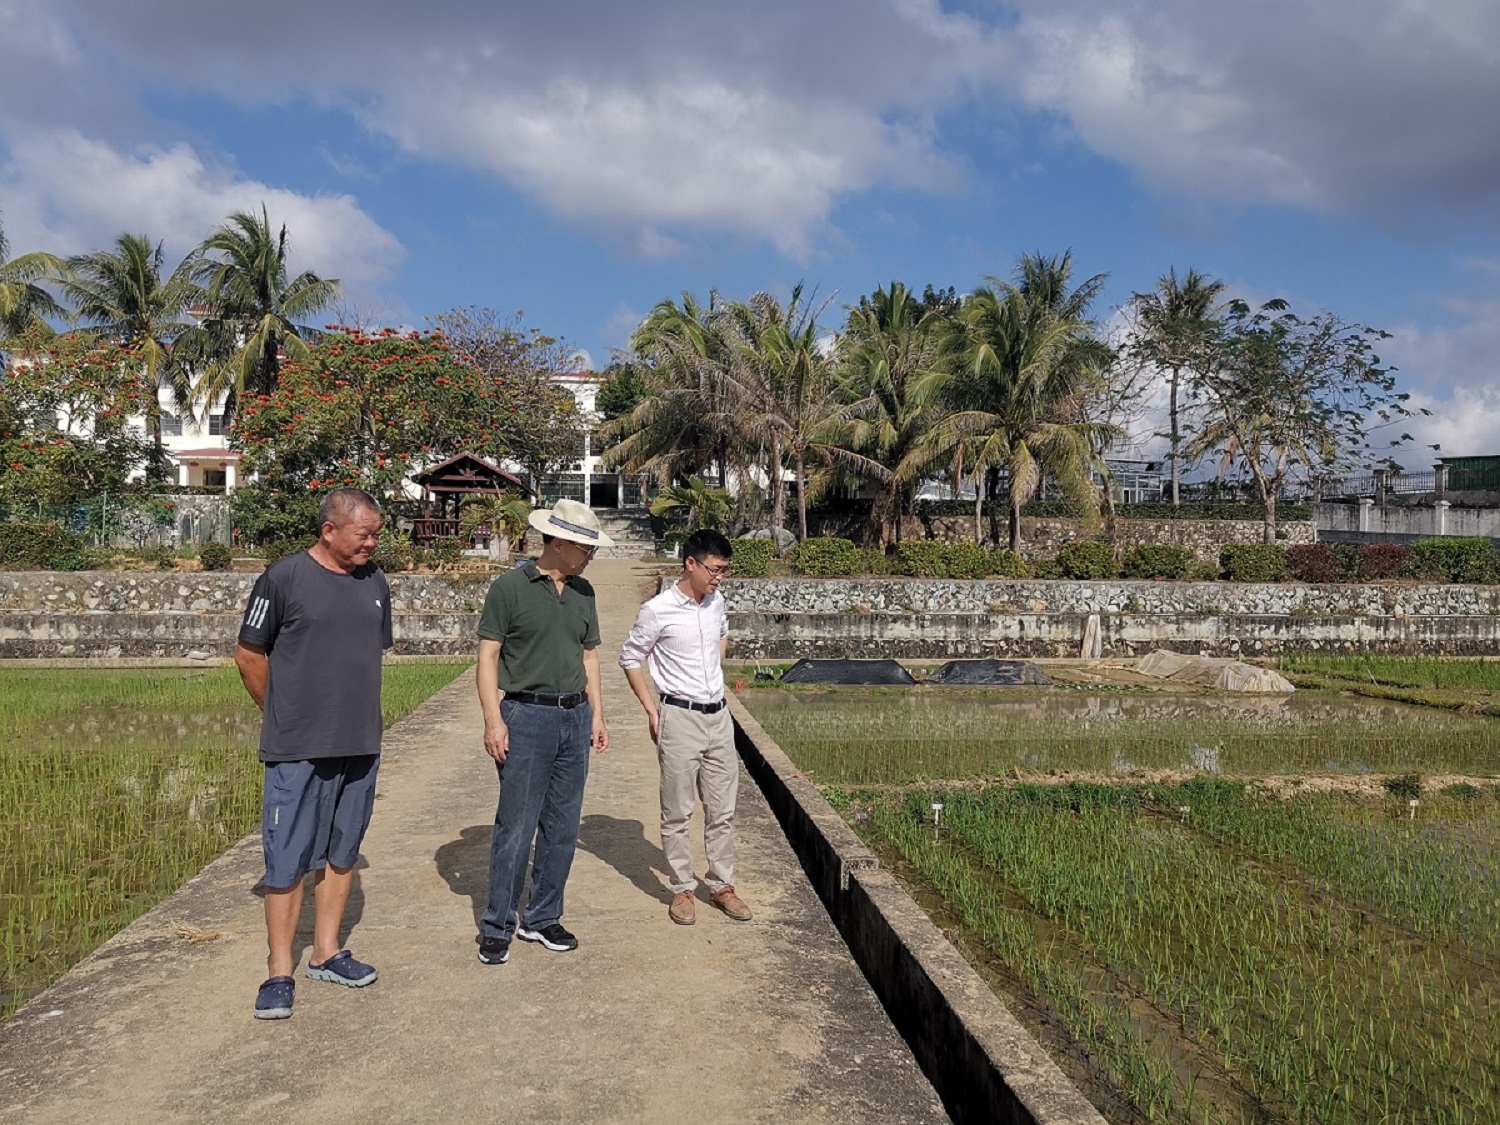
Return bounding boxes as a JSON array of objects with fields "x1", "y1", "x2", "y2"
[{"x1": 527, "y1": 497, "x2": 615, "y2": 547}]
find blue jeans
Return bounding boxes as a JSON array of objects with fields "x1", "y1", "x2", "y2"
[{"x1": 480, "y1": 699, "x2": 592, "y2": 940}]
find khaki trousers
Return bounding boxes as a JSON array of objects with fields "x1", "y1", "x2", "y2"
[{"x1": 656, "y1": 704, "x2": 737, "y2": 894}]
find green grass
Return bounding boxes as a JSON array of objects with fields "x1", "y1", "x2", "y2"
[{"x1": 0, "y1": 661, "x2": 471, "y2": 1019}]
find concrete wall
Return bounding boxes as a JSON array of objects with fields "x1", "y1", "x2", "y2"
[
  {"x1": 719, "y1": 578, "x2": 1500, "y2": 658},
  {"x1": 1315, "y1": 500, "x2": 1500, "y2": 543},
  {"x1": 730, "y1": 697, "x2": 1105, "y2": 1125}
]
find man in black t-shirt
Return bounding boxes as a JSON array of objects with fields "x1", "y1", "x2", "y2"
[{"x1": 235, "y1": 488, "x2": 393, "y2": 1020}]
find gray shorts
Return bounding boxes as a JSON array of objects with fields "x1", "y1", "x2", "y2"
[{"x1": 261, "y1": 755, "x2": 380, "y2": 889}]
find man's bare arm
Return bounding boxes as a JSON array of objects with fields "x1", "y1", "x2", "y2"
[
  {"x1": 234, "y1": 641, "x2": 269, "y2": 711},
  {"x1": 477, "y1": 637, "x2": 509, "y2": 761},
  {"x1": 583, "y1": 647, "x2": 609, "y2": 752}
]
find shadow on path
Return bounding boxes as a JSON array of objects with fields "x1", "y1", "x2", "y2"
[
  {"x1": 576, "y1": 814, "x2": 672, "y2": 905},
  {"x1": 434, "y1": 825, "x2": 492, "y2": 930}
]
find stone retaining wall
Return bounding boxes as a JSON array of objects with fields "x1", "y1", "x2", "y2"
[
  {"x1": 0, "y1": 571, "x2": 496, "y2": 614},
  {"x1": 720, "y1": 578, "x2": 1500, "y2": 658}
]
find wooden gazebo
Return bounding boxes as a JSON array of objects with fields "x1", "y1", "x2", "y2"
[{"x1": 410, "y1": 452, "x2": 530, "y2": 544}]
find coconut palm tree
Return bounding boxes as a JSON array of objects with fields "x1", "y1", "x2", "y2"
[
  {"x1": 602, "y1": 292, "x2": 735, "y2": 489},
  {"x1": 459, "y1": 491, "x2": 532, "y2": 561},
  {"x1": 1127, "y1": 268, "x2": 1228, "y2": 506},
  {"x1": 0, "y1": 221, "x2": 65, "y2": 343},
  {"x1": 59, "y1": 233, "x2": 201, "y2": 461},
  {"x1": 827, "y1": 281, "x2": 954, "y2": 549},
  {"x1": 924, "y1": 253, "x2": 1120, "y2": 551},
  {"x1": 649, "y1": 475, "x2": 731, "y2": 530},
  {"x1": 185, "y1": 206, "x2": 339, "y2": 414}
]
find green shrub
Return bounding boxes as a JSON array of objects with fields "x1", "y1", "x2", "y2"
[
  {"x1": 371, "y1": 529, "x2": 415, "y2": 573},
  {"x1": 1355, "y1": 543, "x2": 1412, "y2": 580},
  {"x1": 853, "y1": 547, "x2": 893, "y2": 576},
  {"x1": 1285, "y1": 543, "x2": 1349, "y2": 583},
  {"x1": 895, "y1": 540, "x2": 948, "y2": 577},
  {"x1": 1410, "y1": 537, "x2": 1498, "y2": 583},
  {"x1": 1120, "y1": 544, "x2": 1193, "y2": 580},
  {"x1": 1329, "y1": 542, "x2": 1361, "y2": 579},
  {"x1": 1382, "y1": 773, "x2": 1423, "y2": 800},
  {"x1": 198, "y1": 541, "x2": 232, "y2": 571},
  {"x1": 940, "y1": 542, "x2": 990, "y2": 579},
  {"x1": 422, "y1": 535, "x2": 464, "y2": 569},
  {"x1": 229, "y1": 482, "x2": 318, "y2": 547},
  {"x1": 1027, "y1": 556, "x2": 1063, "y2": 579},
  {"x1": 140, "y1": 543, "x2": 176, "y2": 571},
  {"x1": 1185, "y1": 560, "x2": 1221, "y2": 582},
  {"x1": 1220, "y1": 543, "x2": 1287, "y2": 582},
  {"x1": 51, "y1": 545, "x2": 110, "y2": 572},
  {"x1": 728, "y1": 537, "x2": 774, "y2": 578},
  {"x1": 987, "y1": 548, "x2": 1028, "y2": 578},
  {"x1": 262, "y1": 537, "x2": 315, "y2": 565},
  {"x1": 1056, "y1": 540, "x2": 1116, "y2": 579},
  {"x1": 0, "y1": 521, "x2": 93, "y2": 570},
  {"x1": 789, "y1": 537, "x2": 859, "y2": 577}
]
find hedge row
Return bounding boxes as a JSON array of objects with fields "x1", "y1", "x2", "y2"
[{"x1": 724, "y1": 535, "x2": 1500, "y2": 583}]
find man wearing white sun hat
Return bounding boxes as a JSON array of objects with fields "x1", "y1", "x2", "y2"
[{"x1": 473, "y1": 498, "x2": 613, "y2": 965}]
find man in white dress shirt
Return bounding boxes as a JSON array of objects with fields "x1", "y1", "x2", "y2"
[{"x1": 619, "y1": 528, "x2": 751, "y2": 926}]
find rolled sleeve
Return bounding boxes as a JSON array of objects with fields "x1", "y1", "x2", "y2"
[{"x1": 618, "y1": 603, "x2": 660, "y2": 669}]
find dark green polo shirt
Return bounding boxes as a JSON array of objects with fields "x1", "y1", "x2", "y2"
[{"x1": 476, "y1": 561, "x2": 601, "y2": 694}]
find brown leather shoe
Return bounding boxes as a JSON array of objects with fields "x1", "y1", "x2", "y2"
[
  {"x1": 710, "y1": 885, "x2": 752, "y2": 922},
  {"x1": 669, "y1": 891, "x2": 696, "y2": 926}
]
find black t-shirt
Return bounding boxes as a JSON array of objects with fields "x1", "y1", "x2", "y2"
[{"x1": 239, "y1": 551, "x2": 394, "y2": 763}]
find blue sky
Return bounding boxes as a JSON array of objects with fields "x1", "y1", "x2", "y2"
[{"x1": 3, "y1": 0, "x2": 1498, "y2": 464}]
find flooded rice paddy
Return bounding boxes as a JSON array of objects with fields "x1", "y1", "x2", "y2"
[{"x1": 743, "y1": 681, "x2": 1500, "y2": 1123}]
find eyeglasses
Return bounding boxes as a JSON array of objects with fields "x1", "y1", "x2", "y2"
[
  {"x1": 692, "y1": 560, "x2": 731, "y2": 577},
  {"x1": 571, "y1": 541, "x2": 598, "y2": 557}
]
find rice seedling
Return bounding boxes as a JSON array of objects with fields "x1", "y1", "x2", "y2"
[
  {"x1": 745, "y1": 687, "x2": 1500, "y2": 783},
  {"x1": 754, "y1": 671, "x2": 1500, "y2": 1123},
  {"x1": 1280, "y1": 653, "x2": 1500, "y2": 692},
  {"x1": 853, "y1": 783, "x2": 1498, "y2": 1123},
  {"x1": 0, "y1": 661, "x2": 470, "y2": 1019}
]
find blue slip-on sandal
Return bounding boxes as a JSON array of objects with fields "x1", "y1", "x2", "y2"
[
  {"x1": 306, "y1": 950, "x2": 378, "y2": 987},
  {"x1": 254, "y1": 975, "x2": 295, "y2": 1019}
]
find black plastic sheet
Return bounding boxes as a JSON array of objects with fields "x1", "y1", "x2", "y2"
[
  {"x1": 779, "y1": 658, "x2": 918, "y2": 685},
  {"x1": 925, "y1": 659, "x2": 1051, "y2": 686}
]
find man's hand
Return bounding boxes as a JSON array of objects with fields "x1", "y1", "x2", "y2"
[
  {"x1": 646, "y1": 707, "x2": 661, "y2": 744},
  {"x1": 484, "y1": 719, "x2": 510, "y2": 763},
  {"x1": 591, "y1": 714, "x2": 610, "y2": 753}
]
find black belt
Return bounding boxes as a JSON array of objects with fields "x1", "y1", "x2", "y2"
[
  {"x1": 661, "y1": 694, "x2": 726, "y2": 714},
  {"x1": 507, "y1": 691, "x2": 586, "y2": 709}
]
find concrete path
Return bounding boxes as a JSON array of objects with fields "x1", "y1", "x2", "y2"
[{"x1": 0, "y1": 560, "x2": 947, "y2": 1124}]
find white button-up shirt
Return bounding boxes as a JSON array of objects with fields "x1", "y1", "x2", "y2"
[{"x1": 618, "y1": 582, "x2": 728, "y2": 703}]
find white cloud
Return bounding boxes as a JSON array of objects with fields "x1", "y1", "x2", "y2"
[
  {"x1": 1003, "y1": 0, "x2": 1500, "y2": 222},
  {"x1": 0, "y1": 131, "x2": 403, "y2": 290}
]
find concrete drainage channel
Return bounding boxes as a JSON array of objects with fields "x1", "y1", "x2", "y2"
[{"x1": 729, "y1": 696, "x2": 1105, "y2": 1125}]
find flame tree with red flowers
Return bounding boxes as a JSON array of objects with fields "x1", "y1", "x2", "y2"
[
  {"x1": 228, "y1": 325, "x2": 584, "y2": 543},
  {"x1": 0, "y1": 330, "x2": 162, "y2": 518}
]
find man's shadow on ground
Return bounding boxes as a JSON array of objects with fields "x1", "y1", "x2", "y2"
[
  {"x1": 434, "y1": 815, "x2": 679, "y2": 930},
  {"x1": 250, "y1": 856, "x2": 370, "y2": 967}
]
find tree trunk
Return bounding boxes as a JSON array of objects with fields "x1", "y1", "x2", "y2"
[
  {"x1": 769, "y1": 434, "x2": 786, "y2": 555},
  {"x1": 1008, "y1": 499, "x2": 1022, "y2": 553},
  {"x1": 795, "y1": 451, "x2": 808, "y2": 543},
  {"x1": 1263, "y1": 492, "x2": 1277, "y2": 544},
  {"x1": 1169, "y1": 366, "x2": 1181, "y2": 507},
  {"x1": 973, "y1": 472, "x2": 983, "y2": 545}
]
